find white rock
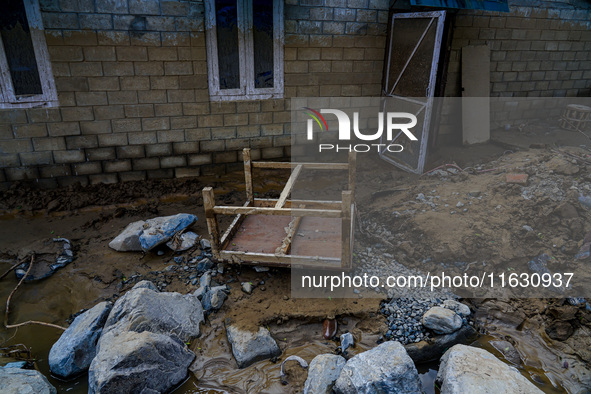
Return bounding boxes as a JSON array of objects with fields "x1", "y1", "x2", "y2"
[
  {"x1": 437, "y1": 344, "x2": 543, "y2": 393},
  {"x1": 108, "y1": 220, "x2": 145, "y2": 252},
  {"x1": 422, "y1": 307, "x2": 462, "y2": 334}
]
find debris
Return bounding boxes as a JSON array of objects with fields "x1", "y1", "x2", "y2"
[
  {"x1": 15, "y1": 238, "x2": 74, "y2": 282},
  {"x1": 253, "y1": 266, "x2": 269, "y2": 272},
  {"x1": 505, "y1": 173, "x2": 529, "y2": 184},
  {"x1": 322, "y1": 318, "x2": 337, "y2": 339},
  {"x1": 340, "y1": 332, "x2": 354, "y2": 355},
  {"x1": 280, "y1": 355, "x2": 308, "y2": 381},
  {"x1": 200, "y1": 238, "x2": 211, "y2": 250},
  {"x1": 197, "y1": 258, "x2": 215, "y2": 273},
  {"x1": 202, "y1": 286, "x2": 228, "y2": 312},
  {"x1": 166, "y1": 231, "x2": 199, "y2": 252}
]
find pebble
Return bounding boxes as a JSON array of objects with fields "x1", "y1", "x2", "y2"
[{"x1": 241, "y1": 282, "x2": 253, "y2": 294}]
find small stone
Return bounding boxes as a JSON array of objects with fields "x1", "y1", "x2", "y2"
[
  {"x1": 456, "y1": 201, "x2": 464, "y2": 208},
  {"x1": 506, "y1": 173, "x2": 529, "y2": 184},
  {"x1": 241, "y1": 282, "x2": 253, "y2": 294}
]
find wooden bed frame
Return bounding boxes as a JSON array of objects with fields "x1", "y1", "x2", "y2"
[{"x1": 202, "y1": 148, "x2": 356, "y2": 269}]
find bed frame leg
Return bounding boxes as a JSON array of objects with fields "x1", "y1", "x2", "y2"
[{"x1": 203, "y1": 187, "x2": 221, "y2": 259}]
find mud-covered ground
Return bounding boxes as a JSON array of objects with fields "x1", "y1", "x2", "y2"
[{"x1": 1, "y1": 137, "x2": 591, "y2": 392}]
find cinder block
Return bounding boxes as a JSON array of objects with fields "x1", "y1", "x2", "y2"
[
  {"x1": 13, "y1": 124, "x2": 47, "y2": 138},
  {"x1": 112, "y1": 118, "x2": 141, "y2": 133},
  {"x1": 250, "y1": 136, "x2": 273, "y2": 149},
  {"x1": 261, "y1": 124, "x2": 284, "y2": 136},
  {"x1": 4, "y1": 167, "x2": 39, "y2": 181},
  {"x1": 0, "y1": 153, "x2": 20, "y2": 167},
  {"x1": 70, "y1": 62, "x2": 103, "y2": 77},
  {"x1": 185, "y1": 128, "x2": 211, "y2": 141},
  {"x1": 138, "y1": 90, "x2": 167, "y2": 103},
  {"x1": 142, "y1": 117, "x2": 170, "y2": 131},
  {"x1": 54, "y1": 150, "x2": 85, "y2": 163},
  {"x1": 160, "y1": 155, "x2": 186, "y2": 168},
  {"x1": 224, "y1": 114, "x2": 248, "y2": 127},
  {"x1": 72, "y1": 161, "x2": 102, "y2": 175},
  {"x1": 97, "y1": 133, "x2": 127, "y2": 148},
  {"x1": 174, "y1": 167, "x2": 199, "y2": 178},
  {"x1": 167, "y1": 90, "x2": 195, "y2": 103},
  {"x1": 200, "y1": 140, "x2": 225, "y2": 152},
  {"x1": 49, "y1": 46, "x2": 84, "y2": 62},
  {"x1": 262, "y1": 147, "x2": 284, "y2": 159},
  {"x1": 33, "y1": 137, "x2": 66, "y2": 152},
  {"x1": 19, "y1": 151, "x2": 53, "y2": 166},
  {"x1": 119, "y1": 171, "x2": 147, "y2": 182},
  {"x1": 103, "y1": 62, "x2": 134, "y2": 76},
  {"x1": 104, "y1": 159, "x2": 132, "y2": 173},
  {"x1": 124, "y1": 104, "x2": 155, "y2": 118},
  {"x1": 117, "y1": 145, "x2": 145, "y2": 158},
  {"x1": 94, "y1": 105, "x2": 125, "y2": 120},
  {"x1": 61, "y1": 107, "x2": 94, "y2": 122},
  {"x1": 150, "y1": 76, "x2": 180, "y2": 90},
  {"x1": 198, "y1": 115, "x2": 224, "y2": 128},
  {"x1": 173, "y1": 141, "x2": 199, "y2": 154},
  {"x1": 97, "y1": 31, "x2": 130, "y2": 46},
  {"x1": 157, "y1": 129, "x2": 184, "y2": 142},
  {"x1": 121, "y1": 77, "x2": 150, "y2": 91},
  {"x1": 155, "y1": 103, "x2": 183, "y2": 117},
  {"x1": 84, "y1": 46, "x2": 116, "y2": 61},
  {"x1": 170, "y1": 116, "x2": 197, "y2": 129},
  {"x1": 213, "y1": 151, "x2": 236, "y2": 164},
  {"x1": 76, "y1": 92, "x2": 108, "y2": 106},
  {"x1": 128, "y1": 131, "x2": 157, "y2": 145},
  {"x1": 146, "y1": 143, "x2": 173, "y2": 157},
  {"x1": 187, "y1": 153, "x2": 212, "y2": 166},
  {"x1": 183, "y1": 103, "x2": 209, "y2": 115},
  {"x1": 40, "y1": 165, "x2": 72, "y2": 178},
  {"x1": 149, "y1": 47, "x2": 178, "y2": 61},
  {"x1": 107, "y1": 91, "x2": 138, "y2": 105},
  {"x1": 89, "y1": 173, "x2": 118, "y2": 184},
  {"x1": 79, "y1": 14, "x2": 113, "y2": 30},
  {"x1": 133, "y1": 157, "x2": 160, "y2": 170},
  {"x1": 147, "y1": 169, "x2": 174, "y2": 179},
  {"x1": 88, "y1": 76, "x2": 120, "y2": 91},
  {"x1": 116, "y1": 46, "x2": 147, "y2": 62},
  {"x1": 48, "y1": 122, "x2": 81, "y2": 137},
  {"x1": 27, "y1": 108, "x2": 62, "y2": 123},
  {"x1": 66, "y1": 135, "x2": 98, "y2": 149}
]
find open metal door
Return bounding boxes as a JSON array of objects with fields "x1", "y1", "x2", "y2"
[{"x1": 380, "y1": 11, "x2": 446, "y2": 174}]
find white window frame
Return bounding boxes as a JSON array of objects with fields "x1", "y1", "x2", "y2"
[
  {"x1": 0, "y1": 0, "x2": 58, "y2": 109},
  {"x1": 205, "y1": 0, "x2": 284, "y2": 101}
]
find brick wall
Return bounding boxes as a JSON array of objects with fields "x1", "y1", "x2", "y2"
[
  {"x1": 439, "y1": 0, "x2": 591, "y2": 140},
  {"x1": 0, "y1": 0, "x2": 390, "y2": 188}
]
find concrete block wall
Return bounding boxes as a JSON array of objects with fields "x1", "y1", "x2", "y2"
[
  {"x1": 0, "y1": 0, "x2": 390, "y2": 188},
  {"x1": 439, "y1": 0, "x2": 591, "y2": 140}
]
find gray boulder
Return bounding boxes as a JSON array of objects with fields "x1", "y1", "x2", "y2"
[
  {"x1": 334, "y1": 341, "x2": 422, "y2": 394},
  {"x1": 132, "y1": 280, "x2": 158, "y2": 291},
  {"x1": 442, "y1": 300, "x2": 471, "y2": 317},
  {"x1": 108, "y1": 220, "x2": 145, "y2": 252},
  {"x1": 102, "y1": 286, "x2": 204, "y2": 343},
  {"x1": 405, "y1": 325, "x2": 477, "y2": 364},
  {"x1": 49, "y1": 301, "x2": 112, "y2": 378},
  {"x1": 304, "y1": 354, "x2": 346, "y2": 394},
  {"x1": 88, "y1": 330, "x2": 194, "y2": 394},
  {"x1": 226, "y1": 325, "x2": 281, "y2": 368},
  {"x1": 422, "y1": 307, "x2": 462, "y2": 334},
  {"x1": 139, "y1": 214, "x2": 198, "y2": 252},
  {"x1": 0, "y1": 368, "x2": 57, "y2": 394},
  {"x1": 436, "y1": 344, "x2": 543, "y2": 394}
]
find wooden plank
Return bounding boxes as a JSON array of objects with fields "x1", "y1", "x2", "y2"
[
  {"x1": 341, "y1": 190, "x2": 353, "y2": 269},
  {"x1": 254, "y1": 198, "x2": 341, "y2": 209},
  {"x1": 276, "y1": 208, "x2": 304, "y2": 255},
  {"x1": 243, "y1": 148, "x2": 254, "y2": 202},
  {"x1": 219, "y1": 200, "x2": 251, "y2": 249},
  {"x1": 213, "y1": 206, "x2": 342, "y2": 218},
  {"x1": 252, "y1": 162, "x2": 349, "y2": 170},
  {"x1": 202, "y1": 187, "x2": 221, "y2": 258},
  {"x1": 275, "y1": 164, "x2": 302, "y2": 208},
  {"x1": 220, "y1": 250, "x2": 342, "y2": 268},
  {"x1": 348, "y1": 151, "x2": 357, "y2": 196}
]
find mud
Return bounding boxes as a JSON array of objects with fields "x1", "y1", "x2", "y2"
[{"x1": 1, "y1": 143, "x2": 591, "y2": 393}]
